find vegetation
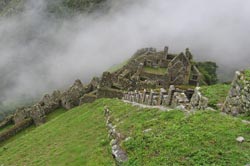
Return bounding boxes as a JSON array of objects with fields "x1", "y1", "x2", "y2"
[
  {"x1": 108, "y1": 60, "x2": 129, "y2": 73},
  {"x1": 0, "y1": 103, "x2": 113, "y2": 165},
  {"x1": 105, "y1": 98, "x2": 250, "y2": 165},
  {"x1": 201, "y1": 84, "x2": 231, "y2": 108},
  {"x1": 143, "y1": 67, "x2": 167, "y2": 75},
  {"x1": 196, "y1": 61, "x2": 218, "y2": 85},
  {"x1": 0, "y1": 0, "x2": 25, "y2": 16},
  {"x1": 244, "y1": 69, "x2": 250, "y2": 81},
  {"x1": 0, "y1": 0, "x2": 106, "y2": 17},
  {"x1": 62, "y1": 0, "x2": 105, "y2": 12},
  {"x1": 1, "y1": 97, "x2": 250, "y2": 165}
]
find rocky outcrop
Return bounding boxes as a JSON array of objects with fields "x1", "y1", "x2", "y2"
[{"x1": 222, "y1": 70, "x2": 250, "y2": 116}]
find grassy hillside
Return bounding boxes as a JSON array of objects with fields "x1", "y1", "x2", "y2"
[
  {"x1": 0, "y1": 102, "x2": 113, "y2": 166},
  {"x1": 201, "y1": 84, "x2": 231, "y2": 108},
  {"x1": 1, "y1": 98, "x2": 250, "y2": 165}
]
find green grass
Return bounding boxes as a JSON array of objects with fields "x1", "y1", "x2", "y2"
[
  {"x1": 1, "y1": 98, "x2": 250, "y2": 165},
  {"x1": 143, "y1": 67, "x2": 167, "y2": 75},
  {"x1": 201, "y1": 84, "x2": 231, "y2": 108},
  {"x1": 108, "y1": 60, "x2": 128, "y2": 73},
  {"x1": 0, "y1": 108, "x2": 67, "y2": 147},
  {"x1": 0, "y1": 103, "x2": 114, "y2": 166},
  {"x1": 45, "y1": 108, "x2": 67, "y2": 122},
  {"x1": 245, "y1": 69, "x2": 250, "y2": 81},
  {"x1": 103, "y1": 99, "x2": 250, "y2": 165}
]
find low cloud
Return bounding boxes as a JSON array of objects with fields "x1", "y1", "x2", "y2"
[{"x1": 0, "y1": 0, "x2": 250, "y2": 104}]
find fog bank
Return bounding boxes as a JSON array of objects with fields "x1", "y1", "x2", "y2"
[{"x1": 1, "y1": 0, "x2": 250, "y2": 104}]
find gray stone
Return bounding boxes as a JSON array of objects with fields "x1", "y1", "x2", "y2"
[{"x1": 236, "y1": 136, "x2": 245, "y2": 143}]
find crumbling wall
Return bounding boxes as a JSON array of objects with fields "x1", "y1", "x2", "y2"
[
  {"x1": 104, "y1": 107, "x2": 128, "y2": 165},
  {"x1": 123, "y1": 85, "x2": 208, "y2": 111},
  {"x1": 222, "y1": 70, "x2": 250, "y2": 116},
  {"x1": 0, "y1": 115, "x2": 13, "y2": 129},
  {"x1": 190, "y1": 87, "x2": 208, "y2": 110},
  {"x1": 79, "y1": 94, "x2": 97, "y2": 105},
  {"x1": 61, "y1": 79, "x2": 86, "y2": 110},
  {"x1": 0, "y1": 118, "x2": 33, "y2": 142},
  {"x1": 97, "y1": 87, "x2": 123, "y2": 99}
]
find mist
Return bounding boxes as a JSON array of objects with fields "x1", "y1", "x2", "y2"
[{"x1": 1, "y1": 0, "x2": 250, "y2": 106}]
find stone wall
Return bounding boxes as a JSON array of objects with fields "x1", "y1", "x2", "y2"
[
  {"x1": 222, "y1": 70, "x2": 250, "y2": 116},
  {"x1": 190, "y1": 87, "x2": 208, "y2": 110},
  {"x1": 79, "y1": 94, "x2": 97, "y2": 105},
  {"x1": 123, "y1": 85, "x2": 208, "y2": 111},
  {"x1": 0, "y1": 118, "x2": 33, "y2": 142},
  {"x1": 104, "y1": 107, "x2": 128, "y2": 165},
  {"x1": 97, "y1": 87, "x2": 123, "y2": 99},
  {"x1": 0, "y1": 115, "x2": 13, "y2": 129}
]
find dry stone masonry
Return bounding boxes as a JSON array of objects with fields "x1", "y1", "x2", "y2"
[
  {"x1": 223, "y1": 70, "x2": 250, "y2": 116},
  {"x1": 123, "y1": 85, "x2": 208, "y2": 111},
  {"x1": 0, "y1": 46, "x2": 210, "y2": 142},
  {"x1": 104, "y1": 107, "x2": 128, "y2": 165}
]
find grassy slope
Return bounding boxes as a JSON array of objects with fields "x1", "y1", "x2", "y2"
[
  {"x1": 105, "y1": 99, "x2": 250, "y2": 165},
  {"x1": 0, "y1": 103, "x2": 113, "y2": 166},
  {"x1": 201, "y1": 84, "x2": 231, "y2": 108},
  {"x1": 1, "y1": 98, "x2": 250, "y2": 165}
]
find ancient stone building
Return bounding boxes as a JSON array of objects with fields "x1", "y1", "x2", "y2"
[{"x1": 108, "y1": 47, "x2": 201, "y2": 91}]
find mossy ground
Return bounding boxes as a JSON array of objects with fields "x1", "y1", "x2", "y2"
[{"x1": 1, "y1": 98, "x2": 250, "y2": 165}]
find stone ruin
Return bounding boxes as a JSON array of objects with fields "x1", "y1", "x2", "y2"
[
  {"x1": 123, "y1": 85, "x2": 208, "y2": 111},
  {"x1": 108, "y1": 47, "x2": 202, "y2": 91},
  {"x1": 223, "y1": 70, "x2": 250, "y2": 116},
  {"x1": 0, "y1": 46, "x2": 208, "y2": 142}
]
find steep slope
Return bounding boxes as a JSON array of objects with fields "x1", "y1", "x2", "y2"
[
  {"x1": 0, "y1": 101, "x2": 113, "y2": 166},
  {"x1": 1, "y1": 98, "x2": 250, "y2": 165}
]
